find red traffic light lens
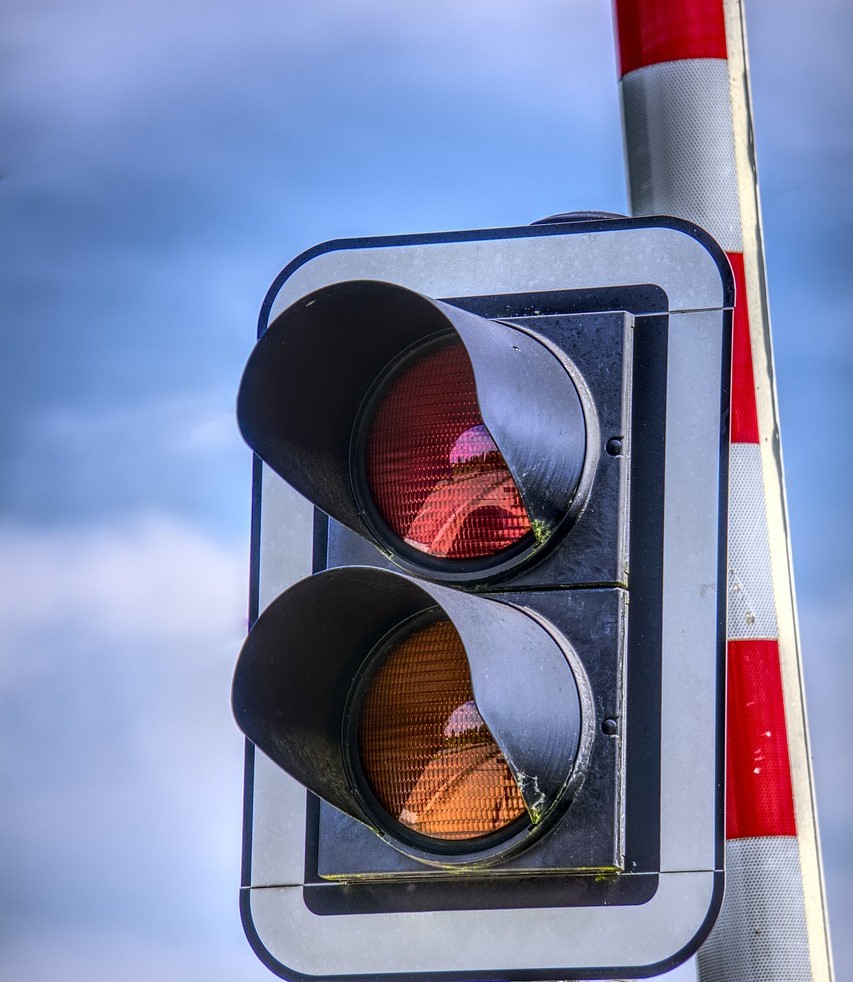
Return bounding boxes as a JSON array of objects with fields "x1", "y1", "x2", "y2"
[
  {"x1": 357, "y1": 617, "x2": 526, "y2": 842},
  {"x1": 363, "y1": 340, "x2": 531, "y2": 560}
]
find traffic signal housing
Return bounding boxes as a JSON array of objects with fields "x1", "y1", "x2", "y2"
[{"x1": 232, "y1": 216, "x2": 732, "y2": 980}]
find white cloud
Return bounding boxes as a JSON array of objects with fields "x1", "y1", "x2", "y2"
[
  {"x1": 5, "y1": 0, "x2": 609, "y2": 90},
  {"x1": 0, "y1": 515, "x2": 255, "y2": 975},
  {"x1": 0, "y1": 514, "x2": 247, "y2": 659},
  {"x1": 4, "y1": 0, "x2": 615, "y2": 149},
  {"x1": 37, "y1": 391, "x2": 245, "y2": 459},
  {"x1": 0, "y1": 923, "x2": 271, "y2": 982}
]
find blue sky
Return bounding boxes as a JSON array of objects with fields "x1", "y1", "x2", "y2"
[{"x1": 1, "y1": 1, "x2": 850, "y2": 980}]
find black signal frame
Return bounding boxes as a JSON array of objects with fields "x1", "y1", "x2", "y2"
[{"x1": 307, "y1": 299, "x2": 638, "y2": 895}]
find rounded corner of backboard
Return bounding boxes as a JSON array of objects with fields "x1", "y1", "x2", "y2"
[
  {"x1": 636, "y1": 868, "x2": 724, "y2": 977},
  {"x1": 240, "y1": 886, "x2": 315, "y2": 982}
]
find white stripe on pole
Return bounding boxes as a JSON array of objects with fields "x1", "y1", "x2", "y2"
[
  {"x1": 698, "y1": 837, "x2": 811, "y2": 981},
  {"x1": 620, "y1": 58, "x2": 742, "y2": 251},
  {"x1": 728, "y1": 443, "x2": 777, "y2": 641}
]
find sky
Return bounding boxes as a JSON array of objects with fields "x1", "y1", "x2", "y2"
[{"x1": 1, "y1": 1, "x2": 850, "y2": 980}]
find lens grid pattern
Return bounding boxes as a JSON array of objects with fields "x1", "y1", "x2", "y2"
[
  {"x1": 358, "y1": 619, "x2": 525, "y2": 840},
  {"x1": 365, "y1": 341, "x2": 531, "y2": 559}
]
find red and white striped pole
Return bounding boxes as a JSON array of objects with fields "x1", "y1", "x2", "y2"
[{"x1": 611, "y1": 1, "x2": 834, "y2": 979}]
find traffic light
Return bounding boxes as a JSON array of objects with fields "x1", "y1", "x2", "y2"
[{"x1": 232, "y1": 216, "x2": 732, "y2": 980}]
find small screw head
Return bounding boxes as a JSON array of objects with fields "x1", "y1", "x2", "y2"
[
  {"x1": 601, "y1": 718, "x2": 618, "y2": 736},
  {"x1": 606, "y1": 437, "x2": 623, "y2": 456}
]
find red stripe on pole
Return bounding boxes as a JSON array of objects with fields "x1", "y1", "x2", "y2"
[
  {"x1": 726, "y1": 639, "x2": 797, "y2": 838},
  {"x1": 727, "y1": 252, "x2": 760, "y2": 444},
  {"x1": 613, "y1": 0, "x2": 728, "y2": 77}
]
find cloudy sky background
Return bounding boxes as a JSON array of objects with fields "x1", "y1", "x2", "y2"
[{"x1": 1, "y1": 1, "x2": 850, "y2": 980}]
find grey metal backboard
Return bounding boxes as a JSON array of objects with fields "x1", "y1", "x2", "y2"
[{"x1": 240, "y1": 217, "x2": 730, "y2": 980}]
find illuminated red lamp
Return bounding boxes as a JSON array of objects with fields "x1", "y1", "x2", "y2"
[{"x1": 364, "y1": 340, "x2": 531, "y2": 560}]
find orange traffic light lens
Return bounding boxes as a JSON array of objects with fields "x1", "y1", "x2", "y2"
[
  {"x1": 357, "y1": 617, "x2": 526, "y2": 841},
  {"x1": 364, "y1": 340, "x2": 531, "y2": 559}
]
